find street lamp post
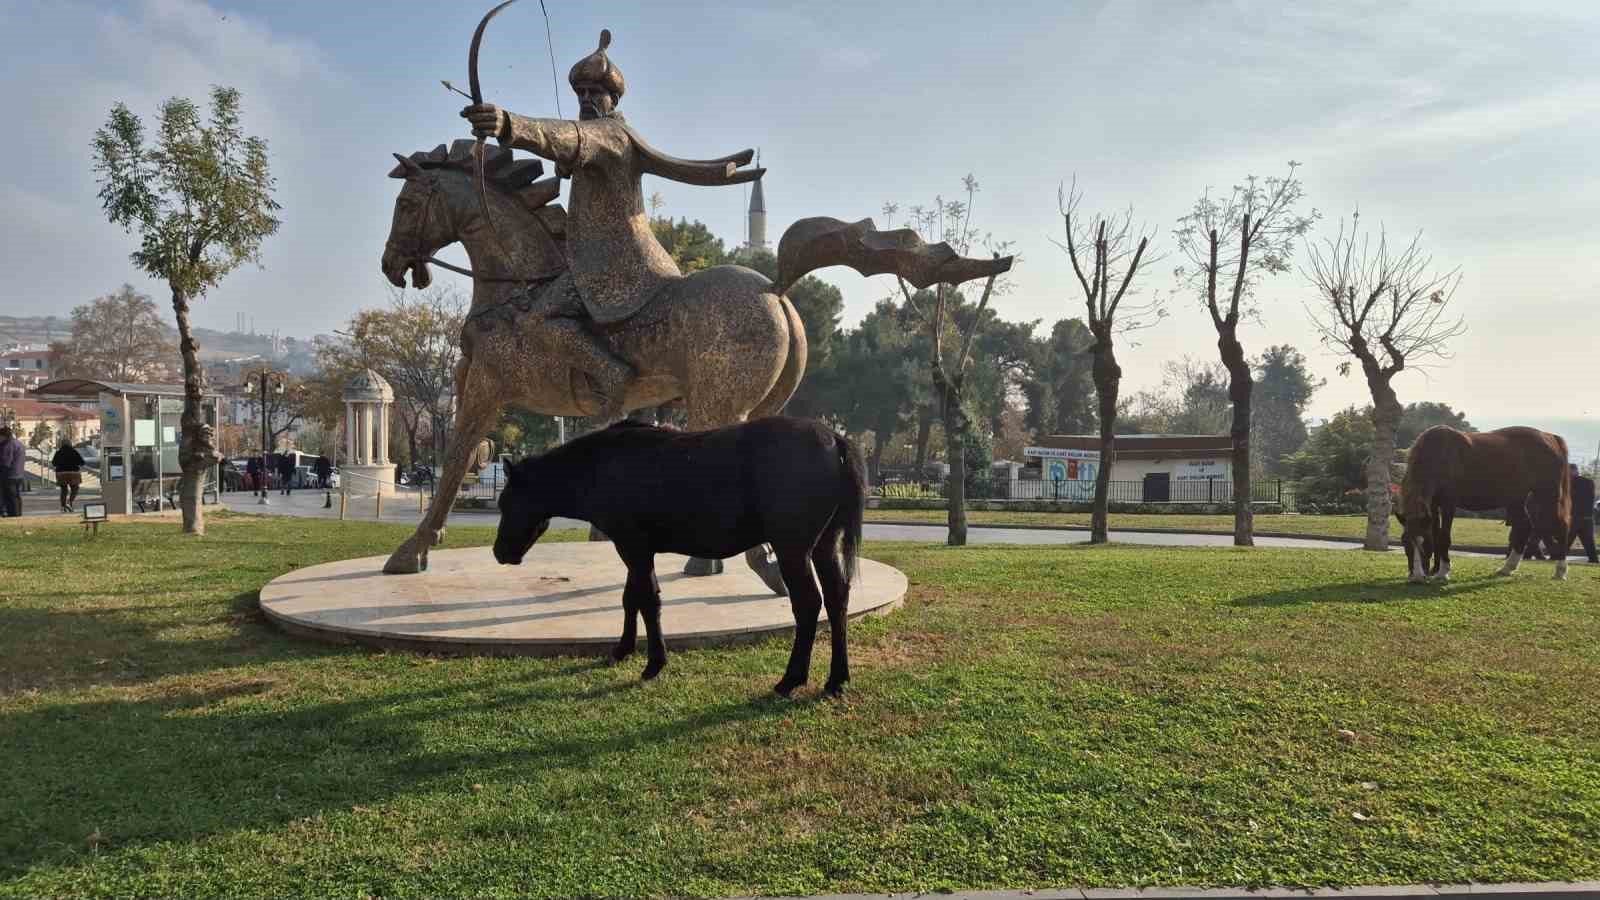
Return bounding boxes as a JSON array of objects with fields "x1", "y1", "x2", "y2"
[{"x1": 246, "y1": 369, "x2": 286, "y2": 506}]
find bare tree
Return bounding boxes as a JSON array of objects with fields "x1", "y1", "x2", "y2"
[
  {"x1": 1304, "y1": 214, "x2": 1465, "y2": 550},
  {"x1": 61, "y1": 285, "x2": 176, "y2": 382},
  {"x1": 891, "y1": 175, "x2": 1011, "y2": 546},
  {"x1": 1053, "y1": 178, "x2": 1162, "y2": 543},
  {"x1": 1174, "y1": 163, "x2": 1316, "y2": 546}
]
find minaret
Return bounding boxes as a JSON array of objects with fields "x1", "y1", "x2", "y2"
[{"x1": 746, "y1": 151, "x2": 768, "y2": 253}]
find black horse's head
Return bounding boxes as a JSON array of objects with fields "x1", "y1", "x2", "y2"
[{"x1": 493, "y1": 461, "x2": 551, "y2": 565}]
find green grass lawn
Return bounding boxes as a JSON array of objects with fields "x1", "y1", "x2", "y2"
[
  {"x1": 2, "y1": 513, "x2": 1597, "y2": 898},
  {"x1": 866, "y1": 509, "x2": 1514, "y2": 546}
]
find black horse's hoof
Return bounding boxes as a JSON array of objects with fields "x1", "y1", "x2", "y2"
[
  {"x1": 773, "y1": 678, "x2": 804, "y2": 697},
  {"x1": 641, "y1": 659, "x2": 666, "y2": 681},
  {"x1": 822, "y1": 680, "x2": 847, "y2": 698},
  {"x1": 609, "y1": 643, "x2": 635, "y2": 664}
]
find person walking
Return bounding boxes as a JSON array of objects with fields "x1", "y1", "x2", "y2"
[
  {"x1": 315, "y1": 455, "x2": 332, "y2": 490},
  {"x1": 0, "y1": 427, "x2": 25, "y2": 517},
  {"x1": 1567, "y1": 464, "x2": 1598, "y2": 564},
  {"x1": 51, "y1": 438, "x2": 85, "y2": 513},
  {"x1": 278, "y1": 453, "x2": 297, "y2": 496}
]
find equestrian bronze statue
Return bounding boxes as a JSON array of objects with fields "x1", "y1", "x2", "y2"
[{"x1": 381, "y1": 14, "x2": 1012, "y2": 590}]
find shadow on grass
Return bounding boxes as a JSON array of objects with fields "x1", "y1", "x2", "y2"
[
  {"x1": 0, "y1": 668, "x2": 792, "y2": 877},
  {"x1": 1229, "y1": 575, "x2": 1505, "y2": 607}
]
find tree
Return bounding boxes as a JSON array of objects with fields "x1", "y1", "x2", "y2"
[
  {"x1": 1252, "y1": 345, "x2": 1323, "y2": 475},
  {"x1": 29, "y1": 422, "x2": 54, "y2": 452},
  {"x1": 93, "y1": 87, "x2": 280, "y2": 535},
  {"x1": 60, "y1": 284, "x2": 176, "y2": 382},
  {"x1": 830, "y1": 299, "x2": 918, "y2": 480},
  {"x1": 319, "y1": 286, "x2": 466, "y2": 467},
  {"x1": 649, "y1": 217, "x2": 728, "y2": 274},
  {"x1": 1395, "y1": 401, "x2": 1472, "y2": 451},
  {"x1": 1174, "y1": 163, "x2": 1316, "y2": 546},
  {"x1": 1283, "y1": 406, "x2": 1376, "y2": 510},
  {"x1": 1054, "y1": 178, "x2": 1161, "y2": 544},
  {"x1": 1023, "y1": 318, "x2": 1097, "y2": 437},
  {"x1": 890, "y1": 175, "x2": 1011, "y2": 546},
  {"x1": 1305, "y1": 215, "x2": 1465, "y2": 549}
]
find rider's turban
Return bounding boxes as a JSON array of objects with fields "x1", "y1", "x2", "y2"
[{"x1": 569, "y1": 29, "x2": 625, "y2": 101}]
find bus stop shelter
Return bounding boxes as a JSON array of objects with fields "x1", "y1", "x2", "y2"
[{"x1": 32, "y1": 379, "x2": 223, "y2": 515}]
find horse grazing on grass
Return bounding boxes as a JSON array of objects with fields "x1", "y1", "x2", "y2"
[
  {"x1": 493, "y1": 417, "x2": 868, "y2": 697},
  {"x1": 1398, "y1": 425, "x2": 1571, "y2": 583}
]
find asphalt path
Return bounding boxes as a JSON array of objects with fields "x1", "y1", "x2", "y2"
[{"x1": 213, "y1": 490, "x2": 1471, "y2": 553}]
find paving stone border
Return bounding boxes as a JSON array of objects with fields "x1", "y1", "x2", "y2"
[{"x1": 734, "y1": 880, "x2": 1600, "y2": 900}]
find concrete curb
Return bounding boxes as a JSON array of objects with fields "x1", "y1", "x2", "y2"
[
  {"x1": 731, "y1": 881, "x2": 1600, "y2": 899},
  {"x1": 863, "y1": 519, "x2": 1510, "y2": 556}
]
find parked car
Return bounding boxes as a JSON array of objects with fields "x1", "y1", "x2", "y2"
[{"x1": 75, "y1": 443, "x2": 101, "y2": 466}]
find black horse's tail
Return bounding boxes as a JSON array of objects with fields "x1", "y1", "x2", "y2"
[{"x1": 834, "y1": 430, "x2": 867, "y2": 583}]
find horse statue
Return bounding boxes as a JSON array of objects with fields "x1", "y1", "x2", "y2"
[
  {"x1": 1397, "y1": 425, "x2": 1572, "y2": 583},
  {"x1": 378, "y1": 140, "x2": 1012, "y2": 588}
]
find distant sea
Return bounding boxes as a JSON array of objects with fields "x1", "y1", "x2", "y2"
[{"x1": 1479, "y1": 417, "x2": 1600, "y2": 465}]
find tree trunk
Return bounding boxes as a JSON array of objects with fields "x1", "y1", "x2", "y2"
[
  {"x1": 170, "y1": 287, "x2": 219, "y2": 536},
  {"x1": 913, "y1": 405, "x2": 933, "y2": 476},
  {"x1": 869, "y1": 429, "x2": 886, "y2": 485},
  {"x1": 940, "y1": 378, "x2": 969, "y2": 547},
  {"x1": 1217, "y1": 326, "x2": 1254, "y2": 547},
  {"x1": 1089, "y1": 332, "x2": 1120, "y2": 544},
  {"x1": 1364, "y1": 379, "x2": 1402, "y2": 551}
]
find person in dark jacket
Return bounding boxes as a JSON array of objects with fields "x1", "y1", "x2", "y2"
[
  {"x1": 1566, "y1": 464, "x2": 1597, "y2": 564},
  {"x1": 0, "y1": 427, "x2": 23, "y2": 517},
  {"x1": 278, "y1": 453, "x2": 296, "y2": 496},
  {"x1": 315, "y1": 455, "x2": 332, "y2": 489},
  {"x1": 51, "y1": 439, "x2": 85, "y2": 512}
]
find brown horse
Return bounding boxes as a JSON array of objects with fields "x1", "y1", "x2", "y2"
[{"x1": 1398, "y1": 425, "x2": 1571, "y2": 583}]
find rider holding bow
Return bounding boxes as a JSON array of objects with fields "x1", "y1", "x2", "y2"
[{"x1": 463, "y1": 30, "x2": 764, "y2": 419}]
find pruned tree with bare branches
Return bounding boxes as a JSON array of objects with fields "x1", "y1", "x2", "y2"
[
  {"x1": 1053, "y1": 178, "x2": 1163, "y2": 544},
  {"x1": 1304, "y1": 213, "x2": 1465, "y2": 550},
  {"x1": 1174, "y1": 163, "x2": 1317, "y2": 546},
  {"x1": 890, "y1": 174, "x2": 1011, "y2": 546}
]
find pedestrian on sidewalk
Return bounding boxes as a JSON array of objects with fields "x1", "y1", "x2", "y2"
[
  {"x1": 0, "y1": 427, "x2": 25, "y2": 517},
  {"x1": 51, "y1": 438, "x2": 85, "y2": 513},
  {"x1": 278, "y1": 453, "x2": 296, "y2": 496},
  {"x1": 315, "y1": 455, "x2": 332, "y2": 489}
]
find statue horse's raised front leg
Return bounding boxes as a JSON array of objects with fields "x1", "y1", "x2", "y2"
[{"x1": 384, "y1": 385, "x2": 502, "y2": 575}]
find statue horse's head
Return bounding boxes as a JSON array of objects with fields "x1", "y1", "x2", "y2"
[{"x1": 381, "y1": 139, "x2": 565, "y2": 289}]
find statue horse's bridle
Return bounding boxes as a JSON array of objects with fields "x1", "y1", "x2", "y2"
[{"x1": 385, "y1": 170, "x2": 555, "y2": 285}]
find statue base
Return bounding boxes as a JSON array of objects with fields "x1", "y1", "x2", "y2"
[
  {"x1": 684, "y1": 556, "x2": 724, "y2": 576},
  {"x1": 341, "y1": 463, "x2": 397, "y2": 496}
]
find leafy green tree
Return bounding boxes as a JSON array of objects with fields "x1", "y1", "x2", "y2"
[
  {"x1": 1283, "y1": 406, "x2": 1375, "y2": 510},
  {"x1": 93, "y1": 87, "x2": 280, "y2": 535},
  {"x1": 1023, "y1": 318, "x2": 1097, "y2": 436},
  {"x1": 1252, "y1": 345, "x2": 1323, "y2": 475},
  {"x1": 649, "y1": 217, "x2": 728, "y2": 273},
  {"x1": 29, "y1": 422, "x2": 54, "y2": 452},
  {"x1": 1396, "y1": 401, "x2": 1473, "y2": 451}
]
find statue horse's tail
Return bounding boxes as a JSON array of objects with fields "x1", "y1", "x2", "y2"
[
  {"x1": 772, "y1": 216, "x2": 1013, "y2": 297},
  {"x1": 750, "y1": 295, "x2": 807, "y2": 418}
]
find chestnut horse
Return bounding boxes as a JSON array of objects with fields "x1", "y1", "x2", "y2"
[{"x1": 1398, "y1": 425, "x2": 1571, "y2": 583}]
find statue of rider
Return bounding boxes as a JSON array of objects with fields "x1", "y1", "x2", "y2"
[{"x1": 463, "y1": 29, "x2": 763, "y2": 420}]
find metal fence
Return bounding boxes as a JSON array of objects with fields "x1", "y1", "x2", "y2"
[{"x1": 875, "y1": 477, "x2": 1288, "y2": 505}]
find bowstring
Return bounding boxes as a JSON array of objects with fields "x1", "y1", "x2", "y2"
[{"x1": 539, "y1": 0, "x2": 563, "y2": 119}]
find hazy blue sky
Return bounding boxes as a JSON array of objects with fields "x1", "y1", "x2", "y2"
[{"x1": 2, "y1": 0, "x2": 1596, "y2": 425}]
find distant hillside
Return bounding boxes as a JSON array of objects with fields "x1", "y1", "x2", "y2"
[{"x1": 2, "y1": 314, "x2": 331, "y2": 376}]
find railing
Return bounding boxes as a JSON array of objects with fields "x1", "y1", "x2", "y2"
[{"x1": 874, "y1": 477, "x2": 1289, "y2": 505}]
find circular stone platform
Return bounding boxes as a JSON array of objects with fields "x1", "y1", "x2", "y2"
[{"x1": 259, "y1": 543, "x2": 908, "y2": 656}]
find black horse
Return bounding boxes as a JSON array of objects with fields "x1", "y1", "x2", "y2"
[{"x1": 493, "y1": 417, "x2": 867, "y2": 696}]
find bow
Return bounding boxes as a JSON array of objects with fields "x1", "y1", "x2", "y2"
[{"x1": 468, "y1": 0, "x2": 520, "y2": 262}]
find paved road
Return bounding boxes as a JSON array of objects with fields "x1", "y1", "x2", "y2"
[{"x1": 215, "y1": 491, "x2": 1423, "y2": 552}]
